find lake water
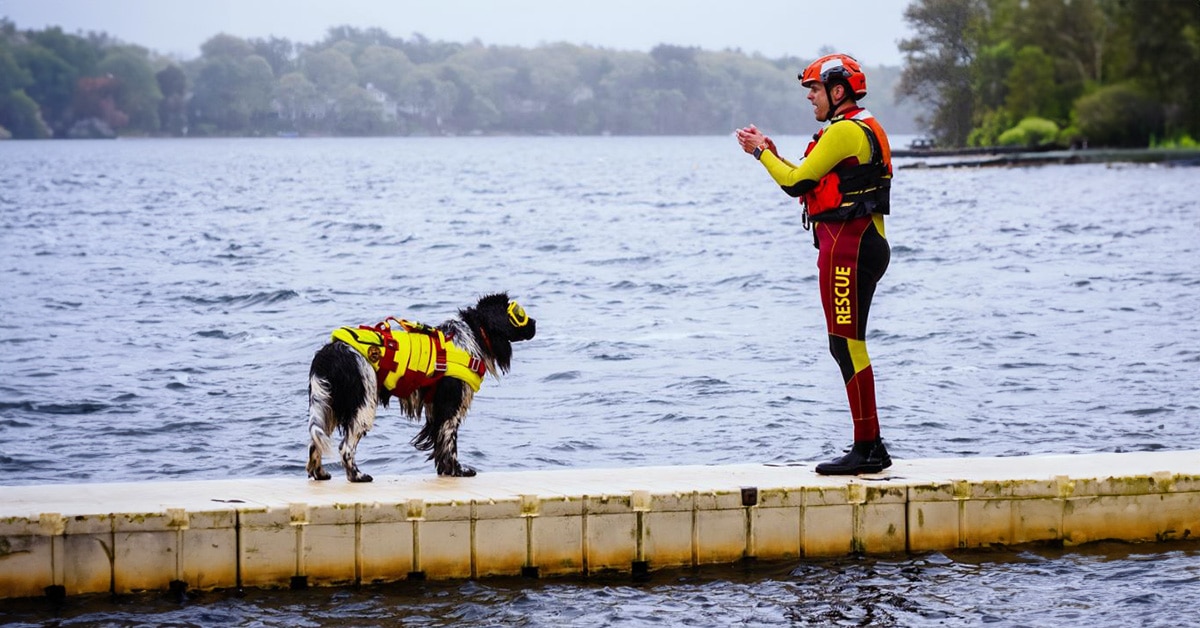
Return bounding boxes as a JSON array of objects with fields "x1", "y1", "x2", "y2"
[{"x1": 0, "y1": 136, "x2": 1198, "y2": 625}]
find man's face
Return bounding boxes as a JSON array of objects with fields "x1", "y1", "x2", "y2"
[{"x1": 806, "y1": 82, "x2": 830, "y2": 122}]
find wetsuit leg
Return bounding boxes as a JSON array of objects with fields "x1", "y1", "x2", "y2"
[{"x1": 815, "y1": 216, "x2": 890, "y2": 442}]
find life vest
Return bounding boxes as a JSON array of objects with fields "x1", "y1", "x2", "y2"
[
  {"x1": 802, "y1": 108, "x2": 892, "y2": 224},
  {"x1": 331, "y1": 317, "x2": 486, "y2": 400}
]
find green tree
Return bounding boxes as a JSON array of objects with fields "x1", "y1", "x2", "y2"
[
  {"x1": 898, "y1": 0, "x2": 987, "y2": 146},
  {"x1": 1003, "y1": 45, "x2": 1057, "y2": 120},
  {"x1": 334, "y1": 84, "x2": 390, "y2": 135},
  {"x1": 437, "y1": 63, "x2": 497, "y2": 133},
  {"x1": 594, "y1": 51, "x2": 654, "y2": 133},
  {"x1": 0, "y1": 41, "x2": 32, "y2": 93},
  {"x1": 189, "y1": 33, "x2": 276, "y2": 134},
  {"x1": 15, "y1": 25, "x2": 107, "y2": 137},
  {"x1": 358, "y1": 44, "x2": 412, "y2": 97},
  {"x1": 395, "y1": 65, "x2": 456, "y2": 133},
  {"x1": 189, "y1": 57, "x2": 245, "y2": 132},
  {"x1": 1106, "y1": 0, "x2": 1200, "y2": 140},
  {"x1": 275, "y1": 71, "x2": 322, "y2": 132},
  {"x1": 0, "y1": 41, "x2": 49, "y2": 138},
  {"x1": 156, "y1": 64, "x2": 188, "y2": 135},
  {"x1": 241, "y1": 55, "x2": 276, "y2": 127},
  {"x1": 1074, "y1": 82, "x2": 1164, "y2": 147},
  {"x1": 997, "y1": 0, "x2": 1110, "y2": 87},
  {"x1": 0, "y1": 89, "x2": 51, "y2": 138},
  {"x1": 28, "y1": 26, "x2": 100, "y2": 78},
  {"x1": 189, "y1": 55, "x2": 274, "y2": 133},
  {"x1": 972, "y1": 41, "x2": 1013, "y2": 115},
  {"x1": 250, "y1": 36, "x2": 296, "y2": 77},
  {"x1": 320, "y1": 25, "x2": 405, "y2": 59},
  {"x1": 97, "y1": 45, "x2": 162, "y2": 133},
  {"x1": 398, "y1": 32, "x2": 463, "y2": 64},
  {"x1": 13, "y1": 44, "x2": 75, "y2": 135},
  {"x1": 201, "y1": 33, "x2": 254, "y2": 59},
  {"x1": 302, "y1": 47, "x2": 357, "y2": 92}
]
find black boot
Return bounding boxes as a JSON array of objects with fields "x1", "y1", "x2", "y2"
[{"x1": 815, "y1": 438, "x2": 892, "y2": 475}]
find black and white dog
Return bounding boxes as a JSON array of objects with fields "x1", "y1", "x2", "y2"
[{"x1": 306, "y1": 293, "x2": 535, "y2": 481}]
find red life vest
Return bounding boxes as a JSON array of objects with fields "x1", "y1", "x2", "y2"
[{"x1": 802, "y1": 108, "x2": 892, "y2": 223}]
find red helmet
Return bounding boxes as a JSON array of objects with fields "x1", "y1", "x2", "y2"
[{"x1": 799, "y1": 54, "x2": 867, "y2": 100}]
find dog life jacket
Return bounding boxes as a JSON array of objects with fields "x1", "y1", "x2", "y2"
[
  {"x1": 802, "y1": 108, "x2": 892, "y2": 223},
  {"x1": 331, "y1": 317, "x2": 486, "y2": 399}
]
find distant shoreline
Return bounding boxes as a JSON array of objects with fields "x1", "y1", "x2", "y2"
[{"x1": 896, "y1": 147, "x2": 1200, "y2": 168}]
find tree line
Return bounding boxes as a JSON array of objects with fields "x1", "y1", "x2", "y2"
[
  {"x1": 0, "y1": 19, "x2": 919, "y2": 140},
  {"x1": 898, "y1": 0, "x2": 1200, "y2": 148}
]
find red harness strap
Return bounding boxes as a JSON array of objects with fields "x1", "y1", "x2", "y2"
[
  {"x1": 366, "y1": 318, "x2": 451, "y2": 400},
  {"x1": 355, "y1": 323, "x2": 395, "y2": 398}
]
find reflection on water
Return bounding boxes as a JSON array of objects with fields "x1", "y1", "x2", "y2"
[{"x1": 1, "y1": 542, "x2": 1197, "y2": 626}]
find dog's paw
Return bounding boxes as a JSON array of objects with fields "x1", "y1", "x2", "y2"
[
  {"x1": 350, "y1": 473, "x2": 374, "y2": 483},
  {"x1": 441, "y1": 465, "x2": 476, "y2": 478},
  {"x1": 308, "y1": 468, "x2": 332, "y2": 481}
]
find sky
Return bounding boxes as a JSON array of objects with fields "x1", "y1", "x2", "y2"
[{"x1": 1, "y1": 0, "x2": 914, "y2": 66}]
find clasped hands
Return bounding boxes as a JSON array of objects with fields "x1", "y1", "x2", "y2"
[{"x1": 735, "y1": 124, "x2": 775, "y2": 157}]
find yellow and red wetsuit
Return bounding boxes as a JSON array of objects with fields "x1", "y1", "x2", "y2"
[{"x1": 757, "y1": 107, "x2": 892, "y2": 442}]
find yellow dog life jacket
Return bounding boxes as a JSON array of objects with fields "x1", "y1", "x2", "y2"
[{"x1": 331, "y1": 318, "x2": 485, "y2": 398}]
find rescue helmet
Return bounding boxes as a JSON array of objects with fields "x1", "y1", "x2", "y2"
[{"x1": 799, "y1": 54, "x2": 867, "y2": 100}]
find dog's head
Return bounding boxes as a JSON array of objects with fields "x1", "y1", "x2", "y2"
[{"x1": 460, "y1": 292, "x2": 536, "y2": 373}]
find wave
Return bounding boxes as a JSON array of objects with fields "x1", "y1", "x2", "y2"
[
  {"x1": 1122, "y1": 407, "x2": 1172, "y2": 417},
  {"x1": 0, "y1": 401, "x2": 108, "y2": 415},
  {"x1": 180, "y1": 289, "x2": 299, "y2": 309},
  {"x1": 194, "y1": 329, "x2": 251, "y2": 340},
  {"x1": 96, "y1": 420, "x2": 221, "y2": 437}
]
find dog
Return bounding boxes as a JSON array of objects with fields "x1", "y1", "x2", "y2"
[{"x1": 306, "y1": 293, "x2": 536, "y2": 481}]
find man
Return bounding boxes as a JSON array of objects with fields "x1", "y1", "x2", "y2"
[{"x1": 736, "y1": 53, "x2": 893, "y2": 475}]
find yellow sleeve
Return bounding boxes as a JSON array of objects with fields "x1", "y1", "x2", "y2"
[{"x1": 759, "y1": 121, "x2": 873, "y2": 197}]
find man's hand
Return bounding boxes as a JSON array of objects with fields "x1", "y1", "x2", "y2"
[{"x1": 736, "y1": 124, "x2": 775, "y2": 157}]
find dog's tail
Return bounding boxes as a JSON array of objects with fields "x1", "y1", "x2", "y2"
[{"x1": 308, "y1": 374, "x2": 336, "y2": 456}]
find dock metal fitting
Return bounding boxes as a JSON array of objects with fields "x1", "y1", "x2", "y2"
[
  {"x1": 406, "y1": 499, "x2": 426, "y2": 521},
  {"x1": 167, "y1": 508, "x2": 189, "y2": 530},
  {"x1": 38, "y1": 513, "x2": 64, "y2": 536},
  {"x1": 632, "y1": 490, "x2": 652, "y2": 512},
  {"x1": 288, "y1": 503, "x2": 309, "y2": 526},
  {"x1": 1152, "y1": 471, "x2": 1175, "y2": 491}
]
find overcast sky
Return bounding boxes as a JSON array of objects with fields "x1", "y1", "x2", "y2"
[{"x1": 1, "y1": 0, "x2": 914, "y2": 66}]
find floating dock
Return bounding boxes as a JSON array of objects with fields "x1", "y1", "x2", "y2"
[{"x1": 1, "y1": 450, "x2": 1197, "y2": 599}]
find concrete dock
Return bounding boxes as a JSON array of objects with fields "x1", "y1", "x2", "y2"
[{"x1": 1, "y1": 450, "x2": 1197, "y2": 599}]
